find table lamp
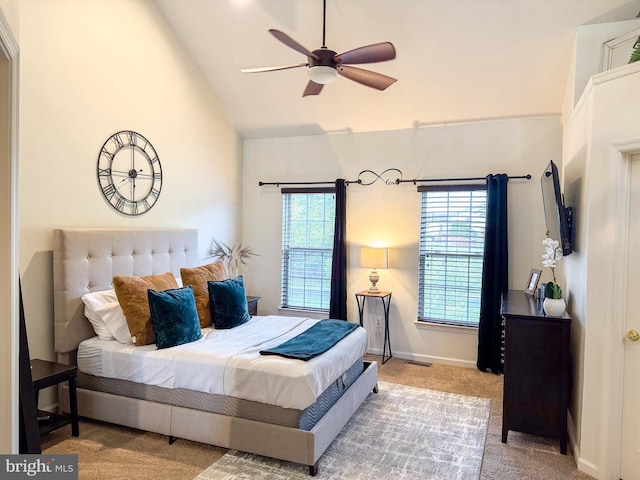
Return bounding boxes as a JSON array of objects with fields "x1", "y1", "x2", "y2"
[{"x1": 360, "y1": 247, "x2": 388, "y2": 293}]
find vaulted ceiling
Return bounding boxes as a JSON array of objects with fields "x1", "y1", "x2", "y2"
[{"x1": 155, "y1": 0, "x2": 638, "y2": 139}]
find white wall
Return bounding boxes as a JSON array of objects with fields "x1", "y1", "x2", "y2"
[
  {"x1": 563, "y1": 57, "x2": 640, "y2": 478},
  {"x1": 243, "y1": 116, "x2": 561, "y2": 366},
  {"x1": 573, "y1": 18, "x2": 640, "y2": 105},
  {"x1": 17, "y1": 0, "x2": 242, "y2": 375}
]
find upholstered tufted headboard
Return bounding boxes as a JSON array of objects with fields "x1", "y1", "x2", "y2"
[{"x1": 53, "y1": 228, "x2": 198, "y2": 362}]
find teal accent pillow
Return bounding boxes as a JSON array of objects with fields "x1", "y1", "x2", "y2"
[
  {"x1": 148, "y1": 286, "x2": 202, "y2": 349},
  {"x1": 207, "y1": 276, "x2": 250, "y2": 329}
]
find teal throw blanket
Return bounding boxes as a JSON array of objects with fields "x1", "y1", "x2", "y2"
[{"x1": 260, "y1": 319, "x2": 359, "y2": 361}]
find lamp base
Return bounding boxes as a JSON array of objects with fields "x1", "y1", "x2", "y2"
[{"x1": 368, "y1": 269, "x2": 380, "y2": 293}]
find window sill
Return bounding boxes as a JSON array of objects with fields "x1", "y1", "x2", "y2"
[
  {"x1": 414, "y1": 321, "x2": 478, "y2": 335},
  {"x1": 277, "y1": 307, "x2": 328, "y2": 320}
]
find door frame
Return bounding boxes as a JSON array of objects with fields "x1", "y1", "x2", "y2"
[
  {"x1": 0, "y1": 6, "x2": 19, "y2": 452},
  {"x1": 607, "y1": 139, "x2": 640, "y2": 479}
]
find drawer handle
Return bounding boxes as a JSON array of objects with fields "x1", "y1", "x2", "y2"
[{"x1": 627, "y1": 329, "x2": 640, "y2": 342}]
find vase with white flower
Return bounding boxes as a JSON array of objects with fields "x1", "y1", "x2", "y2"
[{"x1": 541, "y1": 235, "x2": 566, "y2": 316}]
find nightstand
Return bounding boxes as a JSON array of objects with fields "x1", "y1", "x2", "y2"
[
  {"x1": 31, "y1": 359, "x2": 79, "y2": 438},
  {"x1": 247, "y1": 296, "x2": 260, "y2": 316},
  {"x1": 355, "y1": 290, "x2": 392, "y2": 364}
]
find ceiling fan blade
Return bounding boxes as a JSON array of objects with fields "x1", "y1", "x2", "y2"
[
  {"x1": 241, "y1": 63, "x2": 308, "y2": 74},
  {"x1": 335, "y1": 42, "x2": 396, "y2": 65},
  {"x1": 269, "y1": 29, "x2": 319, "y2": 60},
  {"x1": 302, "y1": 81, "x2": 324, "y2": 97},
  {"x1": 337, "y1": 65, "x2": 397, "y2": 90}
]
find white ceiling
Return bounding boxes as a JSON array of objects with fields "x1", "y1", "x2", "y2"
[{"x1": 155, "y1": 0, "x2": 639, "y2": 139}]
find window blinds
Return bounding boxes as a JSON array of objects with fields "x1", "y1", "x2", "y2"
[
  {"x1": 418, "y1": 186, "x2": 487, "y2": 327},
  {"x1": 281, "y1": 190, "x2": 336, "y2": 311}
]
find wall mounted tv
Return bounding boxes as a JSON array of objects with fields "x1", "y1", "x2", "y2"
[{"x1": 541, "y1": 160, "x2": 573, "y2": 256}]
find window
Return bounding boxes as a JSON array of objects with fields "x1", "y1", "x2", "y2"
[
  {"x1": 418, "y1": 185, "x2": 487, "y2": 327},
  {"x1": 281, "y1": 188, "x2": 335, "y2": 311}
]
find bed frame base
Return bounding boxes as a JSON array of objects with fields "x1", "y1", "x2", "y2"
[{"x1": 61, "y1": 361, "x2": 378, "y2": 475}]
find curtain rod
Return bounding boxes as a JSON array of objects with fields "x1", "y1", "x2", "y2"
[
  {"x1": 259, "y1": 170, "x2": 531, "y2": 187},
  {"x1": 258, "y1": 180, "x2": 358, "y2": 186},
  {"x1": 395, "y1": 174, "x2": 531, "y2": 185}
]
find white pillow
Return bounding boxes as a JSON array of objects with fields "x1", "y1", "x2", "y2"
[
  {"x1": 81, "y1": 289, "x2": 133, "y2": 344},
  {"x1": 82, "y1": 291, "x2": 114, "y2": 341}
]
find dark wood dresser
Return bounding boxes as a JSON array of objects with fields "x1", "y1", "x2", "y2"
[{"x1": 501, "y1": 290, "x2": 571, "y2": 454}]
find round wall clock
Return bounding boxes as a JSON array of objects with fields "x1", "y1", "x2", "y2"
[{"x1": 97, "y1": 130, "x2": 163, "y2": 216}]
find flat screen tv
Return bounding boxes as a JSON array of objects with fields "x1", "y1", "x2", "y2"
[{"x1": 541, "y1": 160, "x2": 573, "y2": 256}]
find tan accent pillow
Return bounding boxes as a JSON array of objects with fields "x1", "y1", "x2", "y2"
[
  {"x1": 113, "y1": 272, "x2": 179, "y2": 346},
  {"x1": 180, "y1": 261, "x2": 227, "y2": 328}
]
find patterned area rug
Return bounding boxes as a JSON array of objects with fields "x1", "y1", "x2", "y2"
[{"x1": 194, "y1": 381, "x2": 491, "y2": 480}]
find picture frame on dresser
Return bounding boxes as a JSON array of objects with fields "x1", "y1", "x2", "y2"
[{"x1": 524, "y1": 268, "x2": 541, "y2": 296}]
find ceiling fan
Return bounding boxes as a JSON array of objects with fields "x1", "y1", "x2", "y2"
[{"x1": 241, "y1": 0, "x2": 397, "y2": 97}]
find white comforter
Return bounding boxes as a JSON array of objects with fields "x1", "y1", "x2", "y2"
[{"x1": 77, "y1": 315, "x2": 367, "y2": 410}]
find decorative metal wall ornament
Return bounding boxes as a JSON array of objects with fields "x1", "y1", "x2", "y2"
[{"x1": 355, "y1": 168, "x2": 402, "y2": 186}]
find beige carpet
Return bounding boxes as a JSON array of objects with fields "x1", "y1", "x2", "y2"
[
  {"x1": 194, "y1": 381, "x2": 490, "y2": 479},
  {"x1": 42, "y1": 357, "x2": 593, "y2": 480},
  {"x1": 42, "y1": 419, "x2": 226, "y2": 480}
]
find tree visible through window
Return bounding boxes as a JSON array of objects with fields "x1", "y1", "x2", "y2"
[
  {"x1": 418, "y1": 185, "x2": 487, "y2": 327},
  {"x1": 281, "y1": 188, "x2": 335, "y2": 311}
]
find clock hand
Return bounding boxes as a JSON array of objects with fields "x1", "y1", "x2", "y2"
[
  {"x1": 110, "y1": 168, "x2": 143, "y2": 177},
  {"x1": 116, "y1": 176, "x2": 131, "y2": 189},
  {"x1": 109, "y1": 169, "x2": 131, "y2": 179},
  {"x1": 129, "y1": 168, "x2": 142, "y2": 202}
]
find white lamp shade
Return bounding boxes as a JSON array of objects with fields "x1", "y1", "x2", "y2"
[
  {"x1": 308, "y1": 65, "x2": 338, "y2": 84},
  {"x1": 360, "y1": 247, "x2": 388, "y2": 269}
]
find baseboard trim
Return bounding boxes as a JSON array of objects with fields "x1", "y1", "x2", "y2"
[
  {"x1": 576, "y1": 458, "x2": 599, "y2": 478},
  {"x1": 567, "y1": 408, "x2": 598, "y2": 479}
]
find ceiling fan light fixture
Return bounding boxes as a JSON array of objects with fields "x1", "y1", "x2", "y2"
[{"x1": 308, "y1": 65, "x2": 337, "y2": 84}]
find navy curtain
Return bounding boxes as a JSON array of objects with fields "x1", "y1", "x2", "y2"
[
  {"x1": 329, "y1": 179, "x2": 348, "y2": 320},
  {"x1": 477, "y1": 174, "x2": 509, "y2": 374}
]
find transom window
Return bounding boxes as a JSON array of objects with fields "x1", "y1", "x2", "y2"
[
  {"x1": 281, "y1": 188, "x2": 335, "y2": 311},
  {"x1": 418, "y1": 185, "x2": 487, "y2": 327}
]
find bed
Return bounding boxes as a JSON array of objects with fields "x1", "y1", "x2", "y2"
[{"x1": 52, "y1": 227, "x2": 378, "y2": 475}]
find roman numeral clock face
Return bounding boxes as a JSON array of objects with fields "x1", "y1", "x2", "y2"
[{"x1": 97, "y1": 131, "x2": 162, "y2": 216}]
